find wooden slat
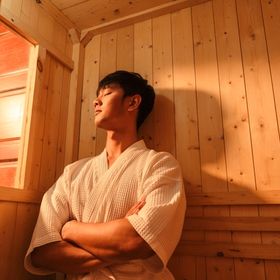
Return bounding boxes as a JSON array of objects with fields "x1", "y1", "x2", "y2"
[
  {"x1": 55, "y1": 66, "x2": 71, "y2": 178},
  {"x1": 23, "y1": 48, "x2": 50, "y2": 190},
  {"x1": 116, "y1": 25, "x2": 134, "y2": 71},
  {"x1": 184, "y1": 216, "x2": 280, "y2": 231},
  {"x1": 172, "y1": 8, "x2": 201, "y2": 194},
  {"x1": 0, "y1": 186, "x2": 43, "y2": 203},
  {"x1": 236, "y1": 0, "x2": 280, "y2": 190},
  {"x1": 152, "y1": 14, "x2": 175, "y2": 155},
  {"x1": 134, "y1": 19, "x2": 154, "y2": 149},
  {"x1": 39, "y1": 57, "x2": 64, "y2": 190},
  {"x1": 187, "y1": 190, "x2": 280, "y2": 205},
  {"x1": 175, "y1": 241, "x2": 280, "y2": 260},
  {"x1": 81, "y1": 0, "x2": 210, "y2": 45},
  {"x1": 0, "y1": 202, "x2": 17, "y2": 277},
  {"x1": 78, "y1": 36, "x2": 100, "y2": 159},
  {"x1": 95, "y1": 30, "x2": 117, "y2": 155}
]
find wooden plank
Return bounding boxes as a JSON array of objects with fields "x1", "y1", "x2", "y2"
[
  {"x1": 236, "y1": 0, "x2": 280, "y2": 190},
  {"x1": 71, "y1": 44, "x2": 85, "y2": 161},
  {"x1": 116, "y1": 25, "x2": 134, "y2": 71},
  {"x1": 260, "y1": 2, "x2": 280, "y2": 277},
  {"x1": 134, "y1": 19, "x2": 154, "y2": 149},
  {"x1": 78, "y1": 36, "x2": 100, "y2": 159},
  {"x1": 10, "y1": 203, "x2": 39, "y2": 279},
  {"x1": 95, "y1": 30, "x2": 117, "y2": 155},
  {"x1": 172, "y1": 8, "x2": 201, "y2": 194},
  {"x1": 81, "y1": 0, "x2": 210, "y2": 45},
  {"x1": 15, "y1": 45, "x2": 39, "y2": 188},
  {"x1": 0, "y1": 139, "x2": 20, "y2": 161},
  {"x1": 0, "y1": 201, "x2": 17, "y2": 277},
  {"x1": 171, "y1": 7, "x2": 203, "y2": 279},
  {"x1": 39, "y1": 57, "x2": 64, "y2": 191},
  {"x1": 0, "y1": 186, "x2": 43, "y2": 203},
  {"x1": 23, "y1": 48, "x2": 50, "y2": 190},
  {"x1": 64, "y1": 43, "x2": 81, "y2": 164},
  {"x1": 261, "y1": 0, "x2": 280, "y2": 138},
  {"x1": 192, "y1": 2, "x2": 233, "y2": 279},
  {"x1": 175, "y1": 241, "x2": 280, "y2": 260},
  {"x1": 36, "y1": 0, "x2": 79, "y2": 31},
  {"x1": 192, "y1": 1, "x2": 227, "y2": 193},
  {"x1": 184, "y1": 216, "x2": 280, "y2": 231},
  {"x1": 187, "y1": 190, "x2": 280, "y2": 205},
  {"x1": 55, "y1": 66, "x2": 71, "y2": 178},
  {"x1": 0, "y1": 93, "x2": 26, "y2": 139},
  {"x1": 152, "y1": 14, "x2": 175, "y2": 155},
  {"x1": 0, "y1": 29, "x2": 30, "y2": 75},
  {"x1": 0, "y1": 71, "x2": 28, "y2": 92}
]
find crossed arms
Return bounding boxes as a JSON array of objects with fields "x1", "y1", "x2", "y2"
[{"x1": 31, "y1": 199, "x2": 154, "y2": 274}]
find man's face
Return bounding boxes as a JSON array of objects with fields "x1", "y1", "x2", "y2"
[{"x1": 94, "y1": 83, "x2": 130, "y2": 130}]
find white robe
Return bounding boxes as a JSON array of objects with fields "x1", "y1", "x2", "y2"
[{"x1": 25, "y1": 140, "x2": 186, "y2": 279}]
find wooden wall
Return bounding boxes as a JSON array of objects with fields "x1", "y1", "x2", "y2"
[
  {"x1": 0, "y1": 1, "x2": 76, "y2": 278},
  {"x1": 79, "y1": 0, "x2": 280, "y2": 279},
  {"x1": 0, "y1": 0, "x2": 74, "y2": 68}
]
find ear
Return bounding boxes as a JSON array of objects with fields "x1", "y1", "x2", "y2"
[{"x1": 127, "y1": 94, "x2": 142, "y2": 112}]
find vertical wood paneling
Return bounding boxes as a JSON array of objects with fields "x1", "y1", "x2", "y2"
[
  {"x1": 0, "y1": 202, "x2": 17, "y2": 278},
  {"x1": 261, "y1": 0, "x2": 280, "y2": 135},
  {"x1": 213, "y1": 0, "x2": 263, "y2": 278},
  {"x1": 192, "y1": 2, "x2": 227, "y2": 193},
  {"x1": 39, "y1": 58, "x2": 64, "y2": 190},
  {"x1": 95, "y1": 31, "x2": 117, "y2": 154},
  {"x1": 10, "y1": 203, "x2": 39, "y2": 279},
  {"x1": 192, "y1": 2, "x2": 233, "y2": 279},
  {"x1": 134, "y1": 20, "x2": 154, "y2": 149},
  {"x1": 78, "y1": 36, "x2": 101, "y2": 159},
  {"x1": 117, "y1": 26, "x2": 134, "y2": 71},
  {"x1": 56, "y1": 67, "x2": 71, "y2": 178},
  {"x1": 152, "y1": 14, "x2": 175, "y2": 155},
  {"x1": 78, "y1": 0, "x2": 280, "y2": 279},
  {"x1": 171, "y1": 8, "x2": 204, "y2": 279},
  {"x1": 236, "y1": 0, "x2": 280, "y2": 190},
  {"x1": 24, "y1": 48, "x2": 50, "y2": 190}
]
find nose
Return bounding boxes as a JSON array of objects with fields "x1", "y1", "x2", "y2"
[{"x1": 94, "y1": 97, "x2": 102, "y2": 108}]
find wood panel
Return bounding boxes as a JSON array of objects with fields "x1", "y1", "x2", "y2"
[
  {"x1": 152, "y1": 14, "x2": 175, "y2": 155},
  {"x1": 78, "y1": 36, "x2": 100, "y2": 159},
  {"x1": 134, "y1": 19, "x2": 154, "y2": 149},
  {"x1": 95, "y1": 30, "x2": 117, "y2": 154},
  {"x1": 23, "y1": 49, "x2": 72, "y2": 191},
  {"x1": 78, "y1": 0, "x2": 280, "y2": 279}
]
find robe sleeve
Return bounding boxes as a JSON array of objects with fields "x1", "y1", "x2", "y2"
[
  {"x1": 127, "y1": 152, "x2": 186, "y2": 273},
  {"x1": 24, "y1": 166, "x2": 71, "y2": 275}
]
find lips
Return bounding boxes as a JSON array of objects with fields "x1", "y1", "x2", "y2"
[{"x1": 95, "y1": 110, "x2": 102, "y2": 116}]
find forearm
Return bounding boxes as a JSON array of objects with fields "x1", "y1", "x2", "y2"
[
  {"x1": 31, "y1": 240, "x2": 109, "y2": 274},
  {"x1": 62, "y1": 219, "x2": 154, "y2": 262}
]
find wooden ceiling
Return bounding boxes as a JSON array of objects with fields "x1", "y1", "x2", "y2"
[{"x1": 49, "y1": 0, "x2": 206, "y2": 31}]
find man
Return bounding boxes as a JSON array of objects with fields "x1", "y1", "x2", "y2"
[{"x1": 25, "y1": 70, "x2": 186, "y2": 279}]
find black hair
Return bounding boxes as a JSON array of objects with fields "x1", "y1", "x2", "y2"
[{"x1": 97, "y1": 70, "x2": 155, "y2": 129}]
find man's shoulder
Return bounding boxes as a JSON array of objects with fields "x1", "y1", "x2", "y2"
[{"x1": 63, "y1": 156, "x2": 94, "y2": 179}]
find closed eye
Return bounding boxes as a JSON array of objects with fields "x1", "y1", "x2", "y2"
[{"x1": 104, "y1": 92, "x2": 112, "y2": 96}]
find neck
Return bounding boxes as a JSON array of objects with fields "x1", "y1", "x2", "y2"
[{"x1": 105, "y1": 128, "x2": 139, "y2": 165}]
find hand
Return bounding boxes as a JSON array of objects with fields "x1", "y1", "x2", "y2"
[
  {"x1": 125, "y1": 198, "x2": 146, "y2": 218},
  {"x1": 61, "y1": 220, "x2": 78, "y2": 240}
]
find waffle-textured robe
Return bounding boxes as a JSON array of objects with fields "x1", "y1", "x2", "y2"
[{"x1": 25, "y1": 140, "x2": 186, "y2": 279}]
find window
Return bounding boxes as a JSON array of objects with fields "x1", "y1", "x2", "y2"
[{"x1": 0, "y1": 21, "x2": 32, "y2": 188}]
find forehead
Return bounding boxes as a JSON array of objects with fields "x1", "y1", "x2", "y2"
[{"x1": 97, "y1": 83, "x2": 122, "y2": 96}]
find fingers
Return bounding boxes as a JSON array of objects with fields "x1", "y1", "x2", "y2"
[{"x1": 125, "y1": 199, "x2": 146, "y2": 218}]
